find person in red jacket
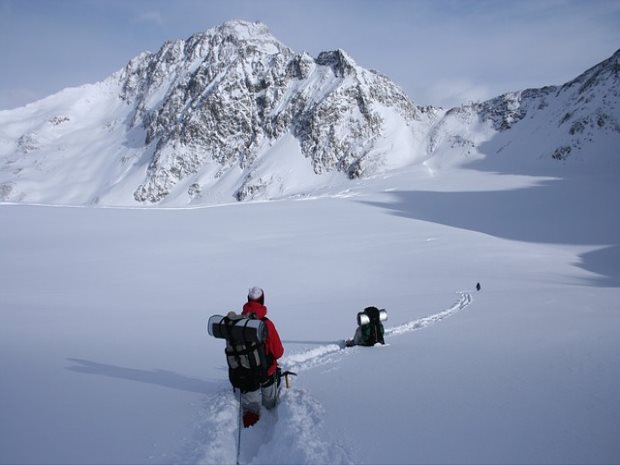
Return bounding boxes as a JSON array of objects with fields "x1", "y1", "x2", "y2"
[{"x1": 240, "y1": 286, "x2": 284, "y2": 427}]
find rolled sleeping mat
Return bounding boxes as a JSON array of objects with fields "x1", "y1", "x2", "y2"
[
  {"x1": 208, "y1": 314, "x2": 267, "y2": 343},
  {"x1": 357, "y1": 309, "x2": 388, "y2": 326}
]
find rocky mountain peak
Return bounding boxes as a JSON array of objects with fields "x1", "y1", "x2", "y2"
[
  {"x1": 316, "y1": 49, "x2": 358, "y2": 77},
  {"x1": 215, "y1": 20, "x2": 274, "y2": 42},
  {"x1": 113, "y1": 22, "x2": 424, "y2": 203},
  {"x1": 118, "y1": 20, "x2": 289, "y2": 101}
]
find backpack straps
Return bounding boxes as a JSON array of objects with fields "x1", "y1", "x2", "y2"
[
  {"x1": 260, "y1": 317, "x2": 275, "y2": 368},
  {"x1": 222, "y1": 316, "x2": 244, "y2": 368}
]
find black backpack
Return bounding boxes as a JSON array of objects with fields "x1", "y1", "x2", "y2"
[
  {"x1": 358, "y1": 307, "x2": 386, "y2": 346},
  {"x1": 208, "y1": 313, "x2": 272, "y2": 392}
]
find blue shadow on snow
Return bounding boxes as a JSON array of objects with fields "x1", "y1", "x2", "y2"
[
  {"x1": 362, "y1": 179, "x2": 620, "y2": 287},
  {"x1": 66, "y1": 358, "x2": 216, "y2": 394}
]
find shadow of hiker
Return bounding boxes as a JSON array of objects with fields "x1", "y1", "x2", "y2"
[{"x1": 66, "y1": 358, "x2": 217, "y2": 394}]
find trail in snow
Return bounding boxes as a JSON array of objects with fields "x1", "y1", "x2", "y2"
[
  {"x1": 188, "y1": 292, "x2": 473, "y2": 465},
  {"x1": 283, "y1": 291, "x2": 473, "y2": 373},
  {"x1": 385, "y1": 291, "x2": 472, "y2": 336},
  {"x1": 184, "y1": 387, "x2": 352, "y2": 465}
]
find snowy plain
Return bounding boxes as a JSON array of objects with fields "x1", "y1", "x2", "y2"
[{"x1": 1, "y1": 154, "x2": 619, "y2": 464}]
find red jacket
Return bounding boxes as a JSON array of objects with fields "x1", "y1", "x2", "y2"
[{"x1": 242, "y1": 301, "x2": 284, "y2": 376}]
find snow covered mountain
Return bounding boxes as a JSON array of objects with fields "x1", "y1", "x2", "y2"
[
  {"x1": 0, "y1": 20, "x2": 618, "y2": 206},
  {"x1": 119, "y1": 22, "x2": 432, "y2": 203},
  {"x1": 427, "y1": 48, "x2": 620, "y2": 174},
  {"x1": 2, "y1": 22, "x2": 620, "y2": 465}
]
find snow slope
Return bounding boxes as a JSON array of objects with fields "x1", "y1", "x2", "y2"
[{"x1": 1, "y1": 162, "x2": 619, "y2": 463}]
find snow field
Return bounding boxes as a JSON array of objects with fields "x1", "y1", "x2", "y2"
[{"x1": 1, "y1": 165, "x2": 619, "y2": 463}]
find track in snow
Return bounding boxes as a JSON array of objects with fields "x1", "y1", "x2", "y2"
[
  {"x1": 185, "y1": 387, "x2": 352, "y2": 465},
  {"x1": 283, "y1": 291, "x2": 473, "y2": 373},
  {"x1": 385, "y1": 291, "x2": 472, "y2": 336},
  {"x1": 189, "y1": 291, "x2": 473, "y2": 465}
]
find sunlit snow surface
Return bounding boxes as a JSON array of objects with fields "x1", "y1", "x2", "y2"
[{"x1": 1, "y1": 164, "x2": 619, "y2": 463}]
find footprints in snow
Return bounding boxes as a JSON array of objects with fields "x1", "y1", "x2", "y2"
[
  {"x1": 194, "y1": 292, "x2": 472, "y2": 464},
  {"x1": 193, "y1": 388, "x2": 352, "y2": 464},
  {"x1": 284, "y1": 292, "x2": 472, "y2": 372}
]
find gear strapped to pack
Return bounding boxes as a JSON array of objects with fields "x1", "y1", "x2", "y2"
[
  {"x1": 357, "y1": 306, "x2": 387, "y2": 345},
  {"x1": 208, "y1": 313, "x2": 271, "y2": 392}
]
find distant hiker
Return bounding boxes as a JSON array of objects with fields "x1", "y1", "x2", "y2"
[
  {"x1": 476, "y1": 282, "x2": 481, "y2": 291},
  {"x1": 238, "y1": 287, "x2": 284, "y2": 427},
  {"x1": 345, "y1": 306, "x2": 387, "y2": 347}
]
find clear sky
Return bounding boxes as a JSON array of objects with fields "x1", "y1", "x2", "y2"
[{"x1": 1, "y1": 0, "x2": 619, "y2": 110}]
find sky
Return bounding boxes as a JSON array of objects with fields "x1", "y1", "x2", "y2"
[{"x1": 0, "y1": 0, "x2": 619, "y2": 111}]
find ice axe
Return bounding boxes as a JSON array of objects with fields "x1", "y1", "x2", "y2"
[{"x1": 280, "y1": 370, "x2": 297, "y2": 389}]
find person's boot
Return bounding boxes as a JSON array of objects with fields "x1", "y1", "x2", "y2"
[{"x1": 243, "y1": 411, "x2": 259, "y2": 428}]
